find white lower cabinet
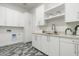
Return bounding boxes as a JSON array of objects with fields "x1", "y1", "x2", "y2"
[
  {"x1": 32, "y1": 34, "x2": 37, "y2": 48},
  {"x1": 32, "y1": 34, "x2": 41, "y2": 49},
  {"x1": 32, "y1": 34, "x2": 79, "y2": 56},
  {"x1": 40, "y1": 36, "x2": 60, "y2": 55},
  {"x1": 32, "y1": 34, "x2": 43, "y2": 50},
  {"x1": 36, "y1": 35, "x2": 49, "y2": 54},
  {"x1": 48, "y1": 36, "x2": 59, "y2": 56},
  {"x1": 36, "y1": 35, "x2": 42, "y2": 50},
  {"x1": 60, "y1": 38, "x2": 76, "y2": 56},
  {"x1": 40, "y1": 35, "x2": 49, "y2": 54},
  {"x1": 32, "y1": 34, "x2": 49, "y2": 54},
  {"x1": 77, "y1": 44, "x2": 79, "y2": 56},
  {"x1": 74, "y1": 40, "x2": 79, "y2": 56},
  {"x1": 32, "y1": 34, "x2": 60, "y2": 56}
]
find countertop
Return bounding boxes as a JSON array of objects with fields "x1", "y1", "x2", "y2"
[{"x1": 32, "y1": 33, "x2": 79, "y2": 39}]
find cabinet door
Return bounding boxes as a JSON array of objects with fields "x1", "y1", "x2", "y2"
[
  {"x1": 40, "y1": 35, "x2": 48, "y2": 54},
  {"x1": 65, "y1": 3, "x2": 79, "y2": 22},
  {"x1": 32, "y1": 34, "x2": 37, "y2": 48},
  {"x1": 35, "y1": 5, "x2": 44, "y2": 26},
  {"x1": 77, "y1": 44, "x2": 79, "y2": 56},
  {"x1": 60, "y1": 38, "x2": 76, "y2": 56},
  {"x1": 18, "y1": 12, "x2": 24, "y2": 27},
  {"x1": 36, "y1": 35, "x2": 42, "y2": 50},
  {"x1": 48, "y1": 37, "x2": 59, "y2": 56},
  {"x1": 6, "y1": 8, "x2": 18, "y2": 26},
  {"x1": 0, "y1": 6, "x2": 6, "y2": 26}
]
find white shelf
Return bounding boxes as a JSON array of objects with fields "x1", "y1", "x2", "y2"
[
  {"x1": 45, "y1": 3, "x2": 64, "y2": 14},
  {"x1": 45, "y1": 13, "x2": 65, "y2": 20}
]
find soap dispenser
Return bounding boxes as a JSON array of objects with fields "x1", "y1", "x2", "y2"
[{"x1": 12, "y1": 33, "x2": 17, "y2": 41}]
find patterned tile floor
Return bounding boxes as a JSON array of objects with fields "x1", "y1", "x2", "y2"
[{"x1": 0, "y1": 42, "x2": 47, "y2": 56}]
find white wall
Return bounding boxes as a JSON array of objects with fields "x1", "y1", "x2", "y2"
[
  {"x1": 40, "y1": 17, "x2": 79, "y2": 34},
  {"x1": 0, "y1": 26, "x2": 24, "y2": 47},
  {"x1": 45, "y1": 17, "x2": 67, "y2": 33}
]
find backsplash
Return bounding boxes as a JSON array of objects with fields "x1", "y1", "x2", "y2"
[
  {"x1": 38, "y1": 17, "x2": 79, "y2": 34},
  {"x1": 0, "y1": 26, "x2": 24, "y2": 47}
]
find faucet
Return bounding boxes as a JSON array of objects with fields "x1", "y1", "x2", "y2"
[
  {"x1": 65, "y1": 28, "x2": 73, "y2": 35},
  {"x1": 52, "y1": 24, "x2": 57, "y2": 34},
  {"x1": 74, "y1": 25, "x2": 79, "y2": 35}
]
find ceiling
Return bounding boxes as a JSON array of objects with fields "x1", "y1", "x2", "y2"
[
  {"x1": 0, "y1": 3, "x2": 42, "y2": 12},
  {"x1": 11, "y1": 3, "x2": 42, "y2": 10}
]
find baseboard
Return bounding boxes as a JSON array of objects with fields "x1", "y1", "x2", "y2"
[
  {"x1": 0, "y1": 41, "x2": 32, "y2": 48},
  {"x1": 0, "y1": 42, "x2": 24, "y2": 48},
  {"x1": 32, "y1": 46, "x2": 48, "y2": 56}
]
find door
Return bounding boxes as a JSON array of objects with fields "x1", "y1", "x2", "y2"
[
  {"x1": 48, "y1": 37, "x2": 59, "y2": 56},
  {"x1": 60, "y1": 38, "x2": 76, "y2": 56}
]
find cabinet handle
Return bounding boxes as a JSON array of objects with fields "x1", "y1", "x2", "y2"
[
  {"x1": 75, "y1": 44, "x2": 76, "y2": 55},
  {"x1": 47, "y1": 39, "x2": 50, "y2": 42},
  {"x1": 47, "y1": 37, "x2": 50, "y2": 42},
  {"x1": 35, "y1": 36, "x2": 37, "y2": 41}
]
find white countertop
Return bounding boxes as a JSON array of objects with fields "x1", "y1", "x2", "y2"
[{"x1": 32, "y1": 33, "x2": 79, "y2": 39}]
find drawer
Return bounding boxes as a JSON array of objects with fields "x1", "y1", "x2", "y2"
[
  {"x1": 74, "y1": 39, "x2": 79, "y2": 44},
  {"x1": 60, "y1": 38, "x2": 74, "y2": 43}
]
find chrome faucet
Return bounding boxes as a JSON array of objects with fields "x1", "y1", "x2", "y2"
[
  {"x1": 52, "y1": 24, "x2": 57, "y2": 34},
  {"x1": 65, "y1": 25, "x2": 79, "y2": 35},
  {"x1": 74, "y1": 25, "x2": 79, "y2": 35},
  {"x1": 65, "y1": 28, "x2": 73, "y2": 35}
]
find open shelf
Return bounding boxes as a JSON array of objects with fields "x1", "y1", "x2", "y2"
[
  {"x1": 44, "y1": 3, "x2": 64, "y2": 14},
  {"x1": 45, "y1": 13, "x2": 65, "y2": 20}
]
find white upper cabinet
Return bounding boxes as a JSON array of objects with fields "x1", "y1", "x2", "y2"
[
  {"x1": 44, "y1": 3, "x2": 79, "y2": 22},
  {"x1": 6, "y1": 8, "x2": 18, "y2": 26},
  {"x1": 17, "y1": 12, "x2": 24, "y2": 27},
  {"x1": 0, "y1": 6, "x2": 6, "y2": 26},
  {"x1": 65, "y1": 3, "x2": 79, "y2": 22},
  {"x1": 35, "y1": 5, "x2": 45, "y2": 26},
  {"x1": 6, "y1": 8, "x2": 24, "y2": 27},
  {"x1": 0, "y1": 5, "x2": 24, "y2": 27}
]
